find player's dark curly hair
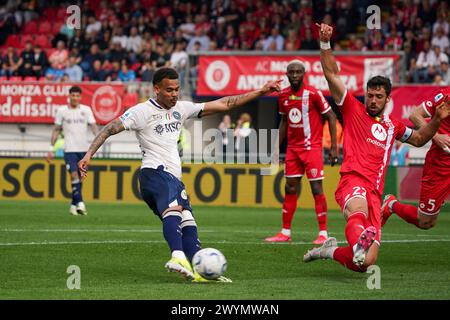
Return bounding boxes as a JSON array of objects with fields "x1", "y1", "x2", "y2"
[
  {"x1": 153, "y1": 67, "x2": 179, "y2": 85},
  {"x1": 69, "y1": 86, "x2": 82, "y2": 94},
  {"x1": 367, "y1": 76, "x2": 392, "y2": 96}
]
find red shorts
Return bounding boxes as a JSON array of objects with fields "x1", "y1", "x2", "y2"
[
  {"x1": 418, "y1": 149, "x2": 450, "y2": 215},
  {"x1": 284, "y1": 147, "x2": 324, "y2": 180},
  {"x1": 335, "y1": 174, "x2": 382, "y2": 245}
]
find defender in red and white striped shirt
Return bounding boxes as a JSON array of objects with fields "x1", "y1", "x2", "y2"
[{"x1": 303, "y1": 23, "x2": 450, "y2": 272}]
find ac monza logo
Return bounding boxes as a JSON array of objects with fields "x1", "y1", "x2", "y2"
[
  {"x1": 205, "y1": 60, "x2": 231, "y2": 91},
  {"x1": 92, "y1": 86, "x2": 122, "y2": 123},
  {"x1": 311, "y1": 168, "x2": 318, "y2": 177},
  {"x1": 371, "y1": 123, "x2": 387, "y2": 141},
  {"x1": 288, "y1": 108, "x2": 302, "y2": 124}
]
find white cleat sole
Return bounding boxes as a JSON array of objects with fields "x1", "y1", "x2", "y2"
[{"x1": 165, "y1": 262, "x2": 194, "y2": 280}]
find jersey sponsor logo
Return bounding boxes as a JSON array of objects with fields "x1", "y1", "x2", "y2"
[
  {"x1": 289, "y1": 95, "x2": 301, "y2": 100},
  {"x1": 64, "y1": 118, "x2": 85, "y2": 124},
  {"x1": 154, "y1": 124, "x2": 164, "y2": 135},
  {"x1": 371, "y1": 123, "x2": 387, "y2": 141},
  {"x1": 205, "y1": 60, "x2": 231, "y2": 91},
  {"x1": 173, "y1": 111, "x2": 181, "y2": 120},
  {"x1": 288, "y1": 108, "x2": 302, "y2": 124}
]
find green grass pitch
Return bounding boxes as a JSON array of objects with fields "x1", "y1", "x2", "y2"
[{"x1": 0, "y1": 200, "x2": 449, "y2": 299}]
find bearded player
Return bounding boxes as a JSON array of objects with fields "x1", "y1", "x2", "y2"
[
  {"x1": 382, "y1": 87, "x2": 450, "y2": 230},
  {"x1": 303, "y1": 23, "x2": 450, "y2": 272},
  {"x1": 265, "y1": 60, "x2": 339, "y2": 245}
]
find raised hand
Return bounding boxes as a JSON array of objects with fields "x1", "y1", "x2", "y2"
[
  {"x1": 261, "y1": 79, "x2": 282, "y2": 95},
  {"x1": 316, "y1": 23, "x2": 333, "y2": 43}
]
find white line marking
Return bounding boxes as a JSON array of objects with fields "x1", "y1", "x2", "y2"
[{"x1": 0, "y1": 239, "x2": 450, "y2": 247}]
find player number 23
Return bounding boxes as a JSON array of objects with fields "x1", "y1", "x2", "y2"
[{"x1": 352, "y1": 186, "x2": 367, "y2": 197}]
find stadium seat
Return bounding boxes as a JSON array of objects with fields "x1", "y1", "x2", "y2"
[
  {"x1": 5, "y1": 35, "x2": 20, "y2": 47},
  {"x1": 52, "y1": 22, "x2": 64, "y2": 35},
  {"x1": 38, "y1": 21, "x2": 52, "y2": 34},
  {"x1": 0, "y1": 76, "x2": 8, "y2": 82},
  {"x1": 42, "y1": 7, "x2": 57, "y2": 20},
  {"x1": 20, "y1": 35, "x2": 34, "y2": 47},
  {"x1": 24, "y1": 76, "x2": 37, "y2": 81},
  {"x1": 56, "y1": 8, "x2": 67, "y2": 21},
  {"x1": 9, "y1": 76, "x2": 23, "y2": 82},
  {"x1": 35, "y1": 35, "x2": 52, "y2": 48},
  {"x1": 23, "y1": 20, "x2": 38, "y2": 34}
]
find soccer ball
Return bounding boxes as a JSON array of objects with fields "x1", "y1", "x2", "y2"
[{"x1": 192, "y1": 248, "x2": 227, "y2": 280}]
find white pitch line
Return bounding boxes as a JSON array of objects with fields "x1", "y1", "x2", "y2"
[
  {"x1": 1, "y1": 239, "x2": 450, "y2": 247},
  {"x1": 1, "y1": 228, "x2": 449, "y2": 238}
]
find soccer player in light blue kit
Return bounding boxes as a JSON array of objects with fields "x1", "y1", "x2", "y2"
[
  {"x1": 48, "y1": 86, "x2": 98, "y2": 215},
  {"x1": 78, "y1": 68, "x2": 281, "y2": 282}
]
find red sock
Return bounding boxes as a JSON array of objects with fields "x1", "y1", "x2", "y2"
[
  {"x1": 393, "y1": 202, "x2": 419, "y2": 227},
  {"x1": 333, "y1": 246, "x2": 366, "y2": 273},
  {"x1": 314, "y1": 194, "x2": 328, "y2": 231},
  {"x1": 345, "y1": 212, "x2": 367, "y2": 247},
  {"x1": 282, "y1": 193, "x2": 298, "y2": 229}
]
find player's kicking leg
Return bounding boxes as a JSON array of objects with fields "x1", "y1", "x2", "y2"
[{"x1": 265, "y1": 177, "x2": 300, "y2": 242}]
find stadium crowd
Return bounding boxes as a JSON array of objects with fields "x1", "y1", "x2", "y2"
[{"x1": 0, "y1": 0, "x2": 449, "y2": 85}]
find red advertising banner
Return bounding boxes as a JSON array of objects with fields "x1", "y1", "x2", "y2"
[
  {"x1": 197, "y1": 55, "x2": 401, "y2": 96},
  {"x1": 0, "y1": 83, "x2": 125, "y2": 124},
  {"x1": 386, "y1": 86, "x2": 441, "y2": 127}
]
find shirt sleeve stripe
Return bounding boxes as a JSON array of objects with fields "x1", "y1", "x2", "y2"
[{"x1": 321, "y1": 106, "x2": 332, "y2": 114}]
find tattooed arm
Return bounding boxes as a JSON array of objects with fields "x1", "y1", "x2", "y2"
[
  {"x1": 78, "y1": 118, "x2": 125, "y2": 178},
  {"x1": 200, "y1": 80, "x2": 282, "y2": 117}
]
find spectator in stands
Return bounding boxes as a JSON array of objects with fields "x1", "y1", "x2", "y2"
[
  {"x1": 384, "y1": 28, "x2": 403, "y2": 51},
  {"x1": 432, "y1": 74, "x2": 446, "y2": 85},
  {"x1": 60, "y1": 16, "x2": 75, "y2": 40},
  {"x1": 234, "y1": 113, "x2": 253, "y2": 157},
  {"x1": 284, "y1": 28, "x2": 301, "y2": 51},
  {"x1": 32, "y1": 44, "x2": 48, "y2": 79},
  {"x1": 2, "y1": 47, "x2": 21, "y2": 78},
  {"x1": 118, "y1": 61, "x2": 136, "y2": 82},
  {"x1": 152, "y1": 43, "x2": 171, "y2": 69},
  {"x1": 45, "y1": 61, "x2": 65, "y2": 82},
  {"x1": 19, "y1": 40, "x2": 35, "y2": 78},
  {"x1": 107, "y1": 41, "x2": 127, "y2": 63},
  {"x1": 439, "y1": 59, "x2": 450, "y2": 85},
  {"x1": 111, "y1": 26, "x2": 128, "y2": 49},
  {"x1": 186, "y1": 27, "x2": 210, "y2": 52},
  {"x1": 300, "y1": 28, "x2": 319, "y2": 50},
  {"x1": 80, "y1": 44, "x2": 103, "y2": 73},
  {"x1": 403, "y1": 42, "x2": 417, "y2": 83},
  {"x1": 139, "y1": 58, "x2": 154, "y2": 83},
  {"x1": 68, "y1": 29, "x2": 85, "y2": 51},
  {"x1": 413, "y1": 40, "x2": 437, "y2": 82},
  {"x1": 433, "y1": 11, "x2": 449, "y2": 37},
  {"x1": 126, "y1": 26, "x2": 142, "y2": 54},
  {"x1": 86, "y1": 15, "x2": 102, "y2": 38},
  {"x1": 263, "y1": 26, "x2": 284, "y2": 51},
  {"x1": 88, "y1": 59, "x2": 108, "y2": 81},
  {"x1": 106, "y1": 61, "x2": 121, "y2": 82},
  {"x1": 64, "y1": 55, "x2": 83, "y2": 82},
  {"x1": 431, "y1": 26, "x2": 450, "y2": 53},
  {"x1": 170, "y1": 40, "x2": 188, "y2": 88},
  {"x1": 49, "y1": 40, "x2": 69, "y2": 70}
]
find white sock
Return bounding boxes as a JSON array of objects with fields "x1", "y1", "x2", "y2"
[
  {"x1": 172, "y1": 250, "x2": 186, "y2": 260},
  {"x1": 281, "y1": 228, "x2": 291, "y2": 236},
  {"x1": 319, "y1": 230, "x2": 328, "y2": 237}
]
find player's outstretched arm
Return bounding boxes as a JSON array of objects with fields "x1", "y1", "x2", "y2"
[
  {"x1": 200, "y1": 80, "x2": 281, "y2": 117},
  {"x1": 410, "y1": 103, "x2": 450, "y2": 152},
  {"x1": 78, "y1": 118, "x2": 125, "y2": 178},
  {"x1": 47, "y1": 125, "x2": 62, "y2": 163},
  {"x1": 317, "y1": 23, "x2": 346, "y2": 105},
  {"x1": 406, "y1": 95, "x2": 450, "y2": 147}
]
